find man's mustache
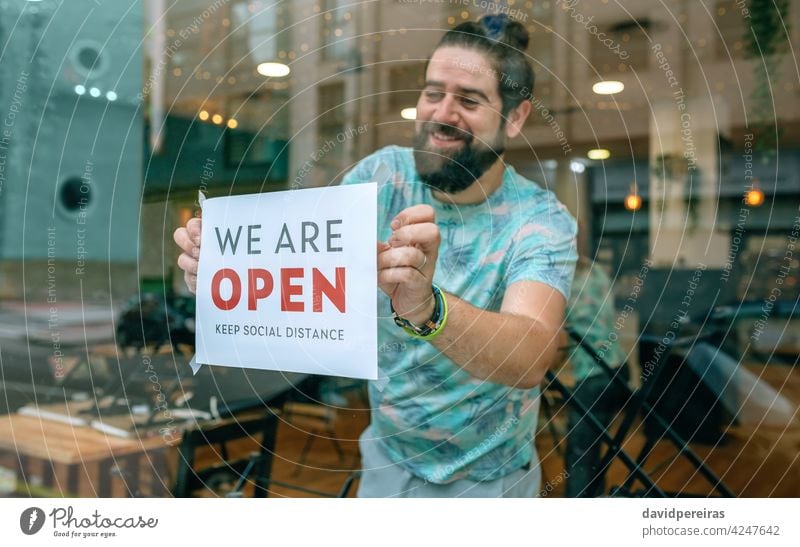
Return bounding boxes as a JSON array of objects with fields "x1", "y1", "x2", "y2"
[{"x1": 420, "y1": 122, "x2": 473, "y2": 143}]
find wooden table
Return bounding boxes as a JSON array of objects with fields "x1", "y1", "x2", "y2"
[{"x1": 0, "y1": 407, "x2": 177, "y2": 497}]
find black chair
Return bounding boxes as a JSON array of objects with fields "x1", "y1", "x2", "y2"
[
  {"x1": 544, "y1": 327, "x2": 734, "y2": 497},
  {"x1": 172, "y1": 411, "x2": 278, "y2": 497}
]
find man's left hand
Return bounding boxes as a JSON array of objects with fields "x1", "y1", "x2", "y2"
[{"x1": 377, "y1": 204, "x2": 440, "y2": 325}]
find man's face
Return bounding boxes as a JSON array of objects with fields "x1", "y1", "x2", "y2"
[{"x1": 413, "y1": 46, "x2": 506, "y2": 194}]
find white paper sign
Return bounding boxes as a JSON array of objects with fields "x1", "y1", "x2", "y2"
[{"x1": 194, "y1": 184, "x2": 377, "y2": 380}]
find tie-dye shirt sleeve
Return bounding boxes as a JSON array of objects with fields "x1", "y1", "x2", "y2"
[{"x1": 505, "y1": 201, "x2": 578, "y2": 301}]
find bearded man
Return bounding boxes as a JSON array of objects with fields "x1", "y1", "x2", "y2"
[{"x1": 174, "y1": 14, "x2": 577, "y2": 497}]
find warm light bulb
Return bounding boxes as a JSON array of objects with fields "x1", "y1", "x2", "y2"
[
  {"x1": 226, "y1": 118, "x2": 238, "y2": 129},
  {"x1": 745, "y1": 188, "x2": 764, "y2": 207},
  {"x1": 624, "y1": 193, "x2": 642, "y2": 211},
  {"x1": 199, "y1": 110, "x2": 209, "y2": 121},
  {"x1": 211, "y1": 114, "x2": 223, "y2": 125},
  {"x1": 587, "y1": 148, "x2": 611, "y2": 160}
]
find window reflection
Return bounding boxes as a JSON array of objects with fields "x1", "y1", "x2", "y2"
[{"x1": 0, "y1": 0, "x2": 798, "y2": 499}]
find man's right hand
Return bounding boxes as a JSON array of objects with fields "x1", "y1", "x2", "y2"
[{"x1": 173, "y1": 217, "x2": 202, "y2": 294}]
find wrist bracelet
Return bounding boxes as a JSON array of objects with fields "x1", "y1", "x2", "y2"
[{"x1": 391, "y1": 284, "x2": 448, "y2": 340}]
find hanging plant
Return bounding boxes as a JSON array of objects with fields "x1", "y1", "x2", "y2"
[{"x1": 745, "y1": 0, "x2": 791, "y2": 163}]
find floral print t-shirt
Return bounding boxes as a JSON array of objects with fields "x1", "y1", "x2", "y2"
[{"x1": 342, "y1": 146, "x2": 577, "y2": 484}]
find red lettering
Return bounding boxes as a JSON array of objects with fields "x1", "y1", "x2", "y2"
[
  {"x1": 211, "y1": 269, "x2": 241, "y2": 310},
  {"x1": 312, "y1": 267, "x2": 346, "y2": 312},
  {"x1": 211, "y1": 267, "x2": 347, "y2": 312},
  {"x1": 281, "y1": 268, "x2": 304, "y2": 312},
  {"x1": 247, "y1": 268, "x2": 274, "y2": 310}
]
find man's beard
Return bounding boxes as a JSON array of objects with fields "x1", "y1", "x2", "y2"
[{"x1": 413, "y1": 121, "x2": 505, "y2": 194}]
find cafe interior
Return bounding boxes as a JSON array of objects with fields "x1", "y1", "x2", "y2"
[{"x1": 0, "y1": 0, "x2": 798, "y2": 498}]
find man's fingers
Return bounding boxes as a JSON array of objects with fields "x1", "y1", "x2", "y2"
[
  {"x1": 391, "y1": 204, "x2": 435, "y2": 229},
  {"x1": 377, "y1": 246, "x2": 426, "y2": 271},
  {"x1": 378, "y1": 266, "x2": 426, "y2": 287},
  {"x1": 173, "y1": 227, "x2": 199, "y2": 255},
  {"x1": 186, "y1": 217, "x2": 202, "y2": 244},
  {"x1": 175, "y1": 217, "x2": 201, "y2": 294},
  {"x1": 388, "y1": 223, "x2": 440, "y2": 252},
  {"x1": 184, "y1": 271, "x2": 197, "y2": 295},
  {"x1": 177, "y1": 252, "x2": 198, "y2": 275}
]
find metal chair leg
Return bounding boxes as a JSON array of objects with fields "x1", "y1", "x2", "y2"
[{"x1": 292, "y1": 431, "x2": 317, "y2": 476}]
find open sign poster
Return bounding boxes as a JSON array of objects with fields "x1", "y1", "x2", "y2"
[{"x1": 194, "y1": 184, "x2": 378, "y2": 380}]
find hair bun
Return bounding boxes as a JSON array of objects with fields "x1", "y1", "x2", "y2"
[{"x1": 479, "y1": 14, "x2": 529, "y2": 51}]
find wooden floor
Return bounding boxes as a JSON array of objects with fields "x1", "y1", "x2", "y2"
[
  {"x1": 268, "y1": 361, "x2": 800, "y2": 498},
  {"x1": 2, "y1": 361, "x2": 798, "y2": 497},
  {"x1": 538, "y1": 361, "x2": 800, "y2": 497},
  {"x1": 266, "y1": 406, "x2": 369, "y2": 497},
  {"x1": 537, "y1": 410, "x2": 800, "y2": 498}
]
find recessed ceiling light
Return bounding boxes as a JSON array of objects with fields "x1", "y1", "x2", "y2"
[
  {"x1": 592, "y1": 81, "x2": 624, "y2": 95},
  {"x1": 199, "y1": 110, "x2": 209, "y2": 121},
  {"x1": 226, "y1": 118, "x2": 238, "y2": 129},
  {"x1": 89, "y1": 87, "x2": 101, "y2": 98},
  {"x1": 211, "y1": 114, "x2": 223, "y2": 125},
  {"x1": 256, "y1": 62, "x2": 290, "y2": 77},
  {"x1": 105, "y1": 91, "x2": 117, "y2": 101},
  {"x1": 74, "y1": 85, "x2": 86, "y2": 95},
  {"x1": 587, "y1": 148, "x2": 611, "y2": 160},
  {"x1": 400, "y1": 107, "x2": 416, "y2": 120}
]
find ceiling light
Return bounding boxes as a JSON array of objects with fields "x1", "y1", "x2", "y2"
[
  {"x1": 74, "y1": 85, "x2": 86, "y2": 95},
  {"x1": 570, "y1": 161, "x2": 586, "y2": 173},
  {"x1": 592, "y1": 81, "x2": 625, "y2": 95},
  {"x1": 400, "y1": 107, "x2": 416, "y2": 120},
  {"x1": 256, "y1": 62, "x2": 290, "y2": 77},
  {"x1": 211, "y1": 114, "x2": 223, "y2": 125},
  {"x1": 89, "y1": 87, "x2": 101, "y2": 98},
  {"x1": 105, "y1": 91, "x2": 117, "y2": 101},
  {"x1": 226, "y1": 118, "x2": 238, "y2": 129},
  {"x1": 587, "y1": 148, "x2": 611, "y2": 160},
  {"x1": 199, "y1": 110, "x2": 209, "y2": 121}
]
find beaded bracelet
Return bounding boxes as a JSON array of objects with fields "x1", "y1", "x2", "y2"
[{"x1": 391, "y1": 284, "x2": 449, "y2": 340}]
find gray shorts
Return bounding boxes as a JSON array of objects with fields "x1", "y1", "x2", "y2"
[{"x1": 356, "y1": 426, "x2": 541, "y2": 498}]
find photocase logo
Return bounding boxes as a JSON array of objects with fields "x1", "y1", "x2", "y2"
[{"x1": 20, "y1": 507, "x2": 45, "y2": 535}]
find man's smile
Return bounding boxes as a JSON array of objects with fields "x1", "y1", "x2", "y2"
[
  {"x1": 422, "y1": 122, "x2": 472, "y2": 150},
  {"x1": 429, "y1": 130, "x2": 466, "y2": 148}
]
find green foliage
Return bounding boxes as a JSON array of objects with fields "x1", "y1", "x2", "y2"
[
  {"x1": 745, "y1": 0, "x2": 791, "y2": 162},
  {"x1": 745, "y1": 0, "x2": 790, "y2": 58}
]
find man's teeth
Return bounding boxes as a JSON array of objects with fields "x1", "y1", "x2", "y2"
[{"x1": 433, "y1": 131, "x2": 461, "y2": 141}]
